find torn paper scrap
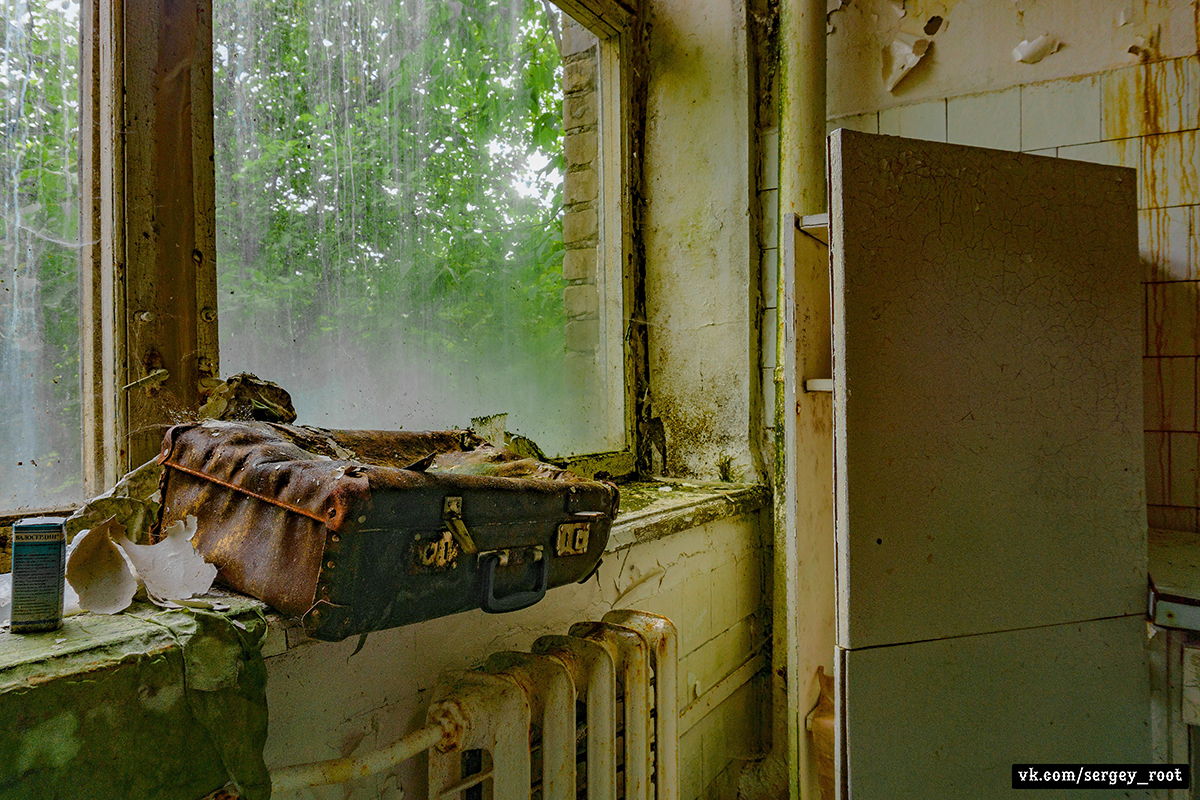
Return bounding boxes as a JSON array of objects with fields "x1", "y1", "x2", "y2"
[
  {"x1": 66, "y1": 518, "x2": 139, "y2": 615},
  {"x1": 883, "y1": 34, "x2": 930, "y2": 92},
  {"x1": 1013, "y1": 34, "x2": 1060, "y2": 64}
]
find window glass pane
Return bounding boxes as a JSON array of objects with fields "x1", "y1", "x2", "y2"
[
  {"x1": 0, "y1": 0, "x2": 82, "y2": 510},
  {"x1": 214, "y1": 0, "x2": 624, "y2": 457}
]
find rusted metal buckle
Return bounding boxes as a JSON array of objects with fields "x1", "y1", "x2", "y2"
[
  {"x1": 442, "y1": 496, "x2": 477, "y2": 555},
  {"x1": 556, "y1": 522, "x2": 591, "y2": 556}
]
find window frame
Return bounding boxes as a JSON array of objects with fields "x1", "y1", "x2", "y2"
[{"x1": 76, "y1": 0, "x2": 640, "y2": 495}]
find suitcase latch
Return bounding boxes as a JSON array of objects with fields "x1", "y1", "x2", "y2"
[
  {"x1": 443, "y1": 496, "x2": 478, "y2": 555},
  {"x1": 415, "y1": 530, "x2": 460, "y2": 571},
  {"x1": 556, "y1": 522, "x2": 591, "y2": 556}
]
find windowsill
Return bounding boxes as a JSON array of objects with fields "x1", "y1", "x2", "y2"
[
  {"x1": 607, "y1": 478, "x2": 769, "y2": 551},
  {"x1": 2, "y1": 479, "x2": 769, "y2": 661}
]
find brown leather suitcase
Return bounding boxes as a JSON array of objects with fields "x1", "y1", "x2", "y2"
[{"x1": 154, "y1": 420, "x2": 617, "y2": 641}]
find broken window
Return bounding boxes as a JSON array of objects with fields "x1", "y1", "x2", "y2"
[
  {"x1": 212, "y1": 0, "x2": 626, "y2": 460},
  {"x1": 0, "y1": 0, "x2": 83, "y2": 512}
]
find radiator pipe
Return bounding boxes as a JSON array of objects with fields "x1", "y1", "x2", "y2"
[
  {"x1": 748, "y1": 0, "x2": 829, "y2": 794},
  {"x1": 269, "y1": 719, "x2": 449, "y2": 793}
]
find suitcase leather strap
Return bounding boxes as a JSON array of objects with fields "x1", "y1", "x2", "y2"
[{"x1": 160, "y1": 457, "x2": 329, "y2": 524}]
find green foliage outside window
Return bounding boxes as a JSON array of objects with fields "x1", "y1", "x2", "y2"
[
  {"x1": 213, "y1": 0, "x2": 572, "y2": 443},
  {"x1": 0, "y1": 0, "x2": 82, "y2": 510}
]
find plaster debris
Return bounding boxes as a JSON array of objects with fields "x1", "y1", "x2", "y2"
[
  {"x1": 826, "y1": 0, "x2": 846, "y2": 32},
  {"x1": 65, "y1": 514, "x2": 216, "y2": 614},
  {"x1": 66, "y1": 518, "x2": 139, "y2": 615},
  {"x1": 118, "y1": 516, "x2": 217, "y2": 604},
  {"x1": 1012, "y1": 34, "x2": 1060, "y2": 64},
  {"x1": 883, "y1": 33, "x2": 930, "y2": 92}
]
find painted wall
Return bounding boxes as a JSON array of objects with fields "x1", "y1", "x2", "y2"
[
  {"x1": 643, "y1": 0, "x2": 761, "y2": 483},
  {"x1": 264, "y1": 511, "x2": 769, "y2": 800},
  {"x1": 827, "y1": 0, "x2": 1200, "y2": 534}
]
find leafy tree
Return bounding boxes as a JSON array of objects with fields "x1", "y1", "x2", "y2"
[
  {"x1": 213, "y1": 0, "x2": 569, "y2": 443},
  {"x1": 0, "y1": 0, "x2": 81, "y2": 510}
]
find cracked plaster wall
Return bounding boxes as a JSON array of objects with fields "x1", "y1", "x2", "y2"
[
  {"x1": 826, "y1": 0, "x2": 1200, "y2": 533},
  {"x1": 643, "y1": 0, "x2": 759, "y2": 482}
]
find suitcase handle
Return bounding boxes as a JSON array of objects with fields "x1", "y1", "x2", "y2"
[{"x1": 479, "y1": 550, "x2": 549, "y2": 613}]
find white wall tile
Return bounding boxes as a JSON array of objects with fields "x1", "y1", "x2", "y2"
[
  {"x1": 761, "y1": 310, "x2": 777, "y2": 370},
  {"x1": 735, "y1": 550, "x2": 763, "y2": 620},
  {"x1": 760, "y1": 188, "x2": 779, "y2": 244},
  {"x1": 760, "y1": 127, "x2": 780, "y2": 191},
  {"x1": 762, "y1": 367, "x2": 776, "y2": 424},
  {"x1": 1147, "y1": 431, "x2": 1169, "y2": 506},
  {"x1": 947, "y1": 87, "x2": 1020, "y2": 152},
  {"x1": 1144, "y1": 356, "x2": 1198, "y2": 432},
  {"x1": 709, "y1": 558, "x2": 741, "y2": 635},
  {"x1": 679, "y1": 564, "x2": 713, "y2": 654},
  {"x1": 1141, "y1": 206, "x2": 1193, "y2": 281},
  {"x1": 762, "y1": 247, "x2": 778, "y2": 310},
  {"x1": 680, "y1": 727, "x2": 703, "y2": 800},
  {"x1": 828, "y1": 112, "x2": 879, "y2": 135},
  {"x1": 1059, "y1": 138, "x2": 1140, "y2": 170},
  {"x1": 1147, "y1": 280, "x2": 1200, "y2": 356},
  {"x1": 1102, "y1": 64, "x2": 1141, "y2": 141},
  {"x1": 1103, "y1": 57, "x2": 1200, "y2": 140},
  {"x1": 1170, "y1": 431, "x2": 1200, "y2": 507},
  {"x1": 1021, "y1": 75, "x2": 1102, "y2": 151},
  {"x1": 1143, "y1": 130, "x2": 1200, "y2": 209},
  {"x1": 879, "y1": 100, "x2": 947, "y2": 142}
]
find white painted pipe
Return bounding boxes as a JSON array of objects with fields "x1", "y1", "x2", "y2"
[
  {"x1": 571, "y1": 620, "x2": 651, "y2": 800},
  {"x1": 603, "y1": 609, "x2": 679, "y2": 800},
  {"x1": 270, "y1": 721, "x2": 447, "y2": 794},
  {"x1": 427, "y1": 670, "x2": 532, "y2": 799},
  {"x1": 485, "y1": 651, "x2": 576, "y2": 800},
  {"x1": 534, "y1": 633, "x2": 618, "y2": 800}
]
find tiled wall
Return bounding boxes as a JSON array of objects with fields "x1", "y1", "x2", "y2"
[
  {"x1": 830, "y1": 54, "x2": 1200, "y2": 533},
  {"x1": 759, "y1": 127, "x2": 780, "y2": 456}
]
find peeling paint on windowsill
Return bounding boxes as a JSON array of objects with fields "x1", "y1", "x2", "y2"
[{"x1": 608, "y1": 478, "x2": 769, "y2": 551}]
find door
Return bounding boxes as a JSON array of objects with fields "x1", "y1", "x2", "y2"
[{"x1": 829, "y1": 130, "x2": 1149, "y2": 798}]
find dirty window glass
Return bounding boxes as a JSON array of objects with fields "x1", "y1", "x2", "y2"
[
  {"x1": 0, "y1": 0, "x2": 82, "y2": 511},
  {"x1": 213, "y1": 0, "x2": 624, "y2": 458}
]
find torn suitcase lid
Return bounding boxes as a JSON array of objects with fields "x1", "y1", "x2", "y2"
[{"x1": 155, "y1": 420, "x2": 618, "y2": 641}]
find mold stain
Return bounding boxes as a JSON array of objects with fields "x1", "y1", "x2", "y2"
[{"x1": 15, "y1": 711, "x2": 81, "y2": 774}]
